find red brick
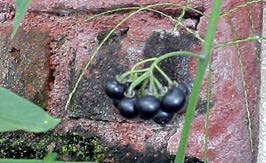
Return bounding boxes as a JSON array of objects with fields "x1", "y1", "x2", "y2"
[{"x1": 0, "y1": 0, "x2": 261, "y2": 162}]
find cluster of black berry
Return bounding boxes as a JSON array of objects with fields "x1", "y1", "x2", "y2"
[{"x1": 105, "y1": 79, "x2": 188, "y2": 125}]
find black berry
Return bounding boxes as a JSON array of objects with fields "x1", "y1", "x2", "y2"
[
  {"x1": 136, "y1": 95, "x2": 160, "y2": 119},
  {"x1": 118, "y1": 97, "x2": 138, "y2": 119},
  {"x1": 161, "y1": 86, "x2": 186, "y2": 113},
  {"x1": 105, "y1": 79, "x2": 126, "y2": 100},
  {"x1": 153, "y1": 110, "x2": 174, "y2": 125}
]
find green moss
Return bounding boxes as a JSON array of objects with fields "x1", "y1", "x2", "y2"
[
  {"x1": 0, "y1": 132, "x2": 106, "y2": 162},
  {"x1": 91, "y1": 140, "x2": 106, "y2": 163}
]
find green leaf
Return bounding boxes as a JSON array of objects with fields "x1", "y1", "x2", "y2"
[
  {"x1": 44, "y1": 153, "x2": 58, "y2": 163},
  {"x1": 11, "y1": 0, "x2": 32, "y2": 39},
  {"x1": 0, "y1": 87, "x2": 60, "y2": 133}
]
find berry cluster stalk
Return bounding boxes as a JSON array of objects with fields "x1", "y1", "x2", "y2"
[
  {"x1": 174, "y1": 0, "x2": 222, "y2": 163},
  {"x1": 117, "y1": 51, "x2": 201, "y2": 98}
]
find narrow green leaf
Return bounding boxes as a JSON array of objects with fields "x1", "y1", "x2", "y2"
[
  {"x1": 0, "y1": 87, "x2": 60, "y2": 132},
  {"x1": 44, "y1": 153, "x2": 58, "y2": 163},
  {"x1": 11, "y1": 0, "x2": 32, "y2": 39}
]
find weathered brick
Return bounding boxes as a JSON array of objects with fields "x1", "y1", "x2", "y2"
[{"x1": 0, "y1": 0, "x2": 261, "y2": 162}]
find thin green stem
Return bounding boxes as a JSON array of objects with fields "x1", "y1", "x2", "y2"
[
  {"x1": 86, "y1": 3, "x2": 207, "y2": 21},
  {"x1": 146, "y1": 8, "x2": 204, "y2": 42},
  {"x1": 130, "y1": 58, "x2": 157, "y2": 71},
  {"x1": 118, "y1": 51, "x2": 200, "y2": 98},
  {"x1": 246, "y1": 1, "x2": 260, "y2": 62},
  {"x1": 85, "y1": 7, "x2": 140, "y2": 21},
  {"x1": 149, "y1": 77, "x2": 159, "y2": 96},
  {"x1": 87, "y1": 6, "x2": 206, "y2": 42},
  {"x1": 173, "y1": 0, "x2": 190, "y2": 31},
  {"x1": 175, "y1": 0, "x2": 222, "y2": 162},
  {"x1": 214, "y1": 36, "x2": 266, "y2": 49},
  {"x1": 150, "y1": 51, "x2": 201, "y2": 87},
  {"x1": 220, "y1": 0, "x2": 261, "y2": 17},
  {"x1": 130, "y1": 58, "x2": 156, "y2": 80},
  {"x1": 173, "y1": 6, "x2": 186, "y2": 31},
  {"x1": 154, "y1": 64, "x2": 173, "y2": 86},
  {"x1": 155, "y1": 51, "x2": 202, "y2": 64},
  {"x1": 204, "y1": 58, "x2": 212, "y2": 163},
  {"x1": 141, "y1": 79, "x2": 149, "y2": 95},
  {"x1": 229, "y1": 18, "x2": 253, "y2": 152},
  {"x1": 154, "y1": 77, "x2": 163, "y2": 91},
  {"x1": 148, "y1": 64, "x2": 157, "y2": 95},
  {"x1": 127, "y1": 72, "x2": 149, "y2": 96},
  {"x1": 118, "y1": 68, "x2": 149, "y2": 82}
]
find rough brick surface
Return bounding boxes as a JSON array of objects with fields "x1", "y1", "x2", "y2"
[
  {"x1": 0, "y1": 0, "x2": 261, "y2": 162},
  {"x1": 0, "y1": 28, "x2": 51, "y2": 108}
]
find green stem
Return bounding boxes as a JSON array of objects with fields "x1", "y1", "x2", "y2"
[
  {"x1": 214, "y1": 36, "x2": 266, "y2": 49},
  {"x1": 173, "y1": 0, "x2": 190, "y2": 31},
  {"x1": 86, "y1": 7, "x2": 140, "y2": 21},
  {"x1": 154, "y1": 64, "x2": 173, "y2": 86},
  {"x1": 146, "y1": 8, "x2": 204, "y2": 42},
  {"x1": 87, "y1": 3, "x2": 207, "y2": 21},
  {"x1": 153, "y1": 77, "x2": 163, "y2": 91},
  {"x1": 175, "y1": 0, "x2": 222, "y2": 162},
  {"x1": 150, "y1": 51, "x2": 202, "y2": 85},
  {"x1": 229, "y1": 18, "x2": 254, "y2": 152},
  {"x1": 220, "y1": 0, "x2": 261, "y2": 17},
  {"x1": 130, "y1": 58, "x2": 156, "y2": 79},
  {"x1": 130, "y1": 58, "x2": 157, "y2": 71},
  {"x1": 141, "y1": 79, "x2": 149, "y2": 95},
  {"x1": 149, "y1": 77, "x2": 159, "y2": 96},
  {"x1": 148, "y1": 51, "x2": 201, "y2": 90},
  {"x1": 155, "y1": 51, "x2": 202, "y2": 64},
  {"x1": 117, "y1": 68, "x2": 149, "y2": 82},
  {"x1": 127, "y1": 72, "x2": 149, "y2": 96},
  {"x1": 204, "y1": 59, "x2": 212, "y2": 162}
]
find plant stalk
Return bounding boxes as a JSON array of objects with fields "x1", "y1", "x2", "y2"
[{"x1": 174, "y1": 0, "x2": 222, "y2": 162}]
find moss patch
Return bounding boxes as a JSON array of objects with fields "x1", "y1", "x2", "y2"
[{"x1": 0, "y1": 131, "x2": 105, "y2": 162}]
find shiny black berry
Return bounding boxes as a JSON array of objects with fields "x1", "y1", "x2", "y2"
[
  {"x1": 105, "y1": 79, "x2": 126, "y2": 100},
  {"x1": 136, "y1": 95, "x2": 160, "y2": 119},
  {"x1": 161, "y1": 86, "x2": 186, "y2": 113},
  {"x1": 117, "y1": 97, "x2": 138, "y2": 119},
  {"x1": 153, "y1": 110, "x2": 174, "y2": 125}
]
